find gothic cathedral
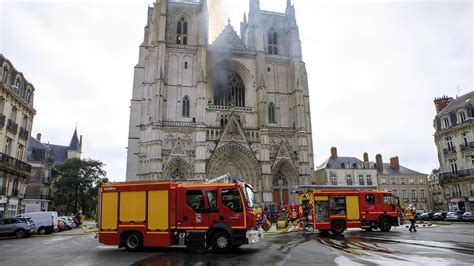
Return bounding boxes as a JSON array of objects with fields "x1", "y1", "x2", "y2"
[{"x1": 126, "y1": 0, "x2": 314, "y2": 205}]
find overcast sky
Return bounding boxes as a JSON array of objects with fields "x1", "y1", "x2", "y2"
[{"x1": 0, "y1": 0, "x2": 472, "y2": 181}]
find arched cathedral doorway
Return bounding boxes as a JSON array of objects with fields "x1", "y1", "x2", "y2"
[
  {"x1": 163, "y1": 157, "x2": 192, "y2": 180},
  {"x1": 206, "y1": 143, "x2": 261, "y2": 190},
  {"x1": 271, "y1": 159, "x2": 298, "y2": 206}
]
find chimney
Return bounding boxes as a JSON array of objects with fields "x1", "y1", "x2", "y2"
[
  {"x1": 36, "y1": 133, "x2": 42, "y2": 142},
  {"x1": 434, "y1": 96, "x2": 454, "y2": 113},
  {"x1": 390, "y1": 156, "x2": 400, "y2": 172},
  {"x1": 363, "y1": 152, "x2": 369, "y2": 163},
  {"x1": 375, "y1": 154, "x2": 383, "y2": 173},
  {"x1": 330, "y1": 147, "x2": 338, "y2": 158}
]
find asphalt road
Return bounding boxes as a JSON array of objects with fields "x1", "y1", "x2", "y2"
[{"x1": 0, "y1": 224, "x2": 473, "y2": 266}]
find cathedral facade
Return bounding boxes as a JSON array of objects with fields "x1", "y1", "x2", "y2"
[{"x1": 126, "y1": 0, "x2": 314, "y2": 205}]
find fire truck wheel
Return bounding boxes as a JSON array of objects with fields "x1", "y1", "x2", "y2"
[
  {"x1": 379, "y1": 218, "x2": 392, "y2": 232},
  {"x1": 331, "y1": 220, "x2": 345, "y2": 235},
  {"x1": 123, "y1": 232, "x2": 143, "y2": 251},
  {"x1": 211, "y1": 232, "x2": 231, "y2": 252}
]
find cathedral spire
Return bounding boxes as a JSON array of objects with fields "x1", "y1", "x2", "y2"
[
  {"x1": 243, "y1": 12, "x2": 247, "y2": 24},
  {"x1": 250, "y1": 0, "x2": 260, "y2": 12}
]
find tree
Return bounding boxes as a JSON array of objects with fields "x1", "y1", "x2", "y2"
[{"x1": 52, "y1": 158, "x2": 108, "y2": 216}]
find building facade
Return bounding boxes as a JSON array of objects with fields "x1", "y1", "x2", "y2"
[
  {"x1": 376, "y1": 154, "x2": 431, "y2": 211},
  {"x1": 126, "y1": 0, "x2": 314, "y2": 205},
  {"x1": 427, "y1": 169, "x2": 444, "y2": 211},
  {"x1": 433, "y1": 92, "x2": 474, "y2": 211},
  {"x1": 23, "y1": 130, "x2": 82, "y2": 213},
  {"x1": 314, "y1": 147, "x2": 378, "y2": 190},
  {"x1": 0, "y1": 54, "x2": 35, "y2": 218}
]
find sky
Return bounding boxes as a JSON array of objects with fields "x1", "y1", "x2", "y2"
[{"x1": 0, "y1": 0, "x2": 472, "y2": 181}]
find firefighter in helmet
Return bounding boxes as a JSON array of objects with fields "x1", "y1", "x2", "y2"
[{"x1": 406, "y1": 204, "x2": 417, "y2": 232}]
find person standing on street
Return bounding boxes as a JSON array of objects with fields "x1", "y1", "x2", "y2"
[{"x1": 406, "y1": 204, "x2": 417, "y2": 232}]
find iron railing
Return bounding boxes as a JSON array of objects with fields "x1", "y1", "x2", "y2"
[
  {"x1": 19, "y1": 127, "x2": 29, "y2": 140},
  {"x1": 443, "y1": 147, "x2": 456, "y2": 155},
  {"x1": 0, "y1": 113, "x2": 5, "y2": 128},
  {"x1": 0, "y1": 152, "x2": 32, "y2": 174},
  {"x1": 439, "y1": 169, "x2": 474, "y2": 182},
  {"x1": 460, "y1": 142, "x2": 474, "y2": 151},
  {"x1": 6, "y1": 119, "x2": 18, "y2": 134}
]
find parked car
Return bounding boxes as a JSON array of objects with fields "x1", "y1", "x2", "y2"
[
  {"x1": 414, "y1": 209, "x2": 425, "y2": 219},
  {"x1": 0, "y1": 218, "x2": 36, "y2": 238},
  {"x1": 432, "y1": 212, "x2": 445, "y2": 221},
  {"x1": 445, "y1": 211, "x2": 462, "y2": 221},
  {"x1": 57, "y1": 219, "x2": 66, "y2": 232},
  {"x1": 16, "y1": 211, "x2": 58, "y2": 234},
  {"x1": 461, "y1": 212, "x2": 474, "y2": 222},
  {"x1": 59, "y1": 216, "x2": 76, "y2": 229},
  {"x1": 417, "y1": 213, "x2": 431, "y2": 221}
]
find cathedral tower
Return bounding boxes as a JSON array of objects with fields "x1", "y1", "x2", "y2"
[{"x1": 126, "y1": 0, "x2": 314, "y2": 205}]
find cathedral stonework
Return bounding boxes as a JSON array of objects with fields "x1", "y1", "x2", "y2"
[{"x1": 126, "y1": 0, "x2": 314, "y2": 205}]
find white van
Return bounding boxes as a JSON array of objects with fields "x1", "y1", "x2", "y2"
[{"x1": 17, "y1": 211, "x2": 58, "y2": 234}]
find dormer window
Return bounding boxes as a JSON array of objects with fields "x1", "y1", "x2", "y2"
[
  {"x1": 1, "y1": 65, "x2": 8, "y2": 82},
  {"x1": 176, "y1": 17, "x2": 188, "y2": 45},
  {"x1": 459, "y1": 111, "x2": 467, "y2": 123},
  {"x1": 267, "y1": 27, "x2": 278, "y2": 55},
  {"x1": 443, "y1": 117, "x2": 450, "y2": 128}
]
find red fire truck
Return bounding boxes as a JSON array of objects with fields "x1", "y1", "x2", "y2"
[
  {"x1": 311, "y1": 190, "x2": 402, "y2": 234},
  {"x1": 98, "y1": 178, "x2": 262, "y2": 252}
]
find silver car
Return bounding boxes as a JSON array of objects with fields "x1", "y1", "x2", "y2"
[{"x1": 0, "y1": 218, "x2": 36, "y2": 238}]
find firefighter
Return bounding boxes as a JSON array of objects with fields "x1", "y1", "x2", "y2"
[
  {"x1": 290, "y1": 208, "x2": 298, "y2": 222},
  {"x1": 280, "y1": 208, "x2": 288, "y2": 221},
  {"x1": 406, "y1": 204, "x2": 417, "y2": 232}
]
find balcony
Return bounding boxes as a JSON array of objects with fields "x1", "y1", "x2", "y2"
[
  {"x1": 403, "y1": 198, "x2": 409, "y2": 202},
  {"x1": 411, "y1": 198, "x2": 418, "y2": 202},
  {"x1": 443, "y1": 147, "x2": 456, "y2": 155},
  {"x1": 19, "y1": 127, "x2": 29, "y2": 140},
  {"x1": 0, "y1": 113, "x2": 5, "y2": 129},
  {"x1": 460, "y1": 142, "x2": 474, "y2": 151},
  {"x1": 421, "y1": 198, "x2": 428, "y2": 202},
  {"x1": 0, "y1": 152, "x2": 32, "y2": 176},
  {"x1": 439, "y1": 169, "x2": 474, "y2": 182},
  {"x1": 6, "y1": 119, "x2": 18, "y2": 134}
]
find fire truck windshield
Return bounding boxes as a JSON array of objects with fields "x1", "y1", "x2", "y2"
[{"x1": 243, "y1": 185, "x2": 257, "y2": 208}]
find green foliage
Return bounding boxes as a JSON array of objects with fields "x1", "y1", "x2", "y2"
[{"x1": 52, "y1": 158, "x2": 108, "y2": 216}]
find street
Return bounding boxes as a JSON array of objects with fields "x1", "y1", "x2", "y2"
[{"x1": 0, "y1": 224, "x2": 473, "y2": 265}]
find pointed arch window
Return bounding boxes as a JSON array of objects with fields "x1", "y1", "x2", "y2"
[
  {"x1": 268, "y1": 28, "x2": 278, "y2": 55},
  {"x1": 268, "y1": 102, "x2": 276, "y2": 123},
  {"x1": 170, "y1": 168, "x2": 185, "y2": 179},
  {"x1": 182, "y1": 96, "x2": 190, "y2": 118},
  {"x1": 176, "y1": 16, "x2": 188, "y2": 45},
  {"x1": 213, "y1": 67, "x2": 245, "y2": 107},
  {"x1": 272, "y1": 171, "x2": 288, "y2": 187}
]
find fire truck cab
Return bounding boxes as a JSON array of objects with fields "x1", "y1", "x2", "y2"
[
  {"x1": 312, "y1": 190, "x2": 402, "y2": 234},
  {"x1": 98, "y1": 179, "x2": 262, "y2": 252}
]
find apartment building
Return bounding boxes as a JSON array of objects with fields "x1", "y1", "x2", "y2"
[
  {"x1": 376, "y1": 154, "x2": 431, "y2": 211},
  {"x1": 0, "y1": 54, "x2": 35, "y2": 217},
  {"x1": 314, "y1": 147, "x2": 378, "y2": 190},
  {"x1": 433, "y1": 92, "x2": 474, "y2": 211}
]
